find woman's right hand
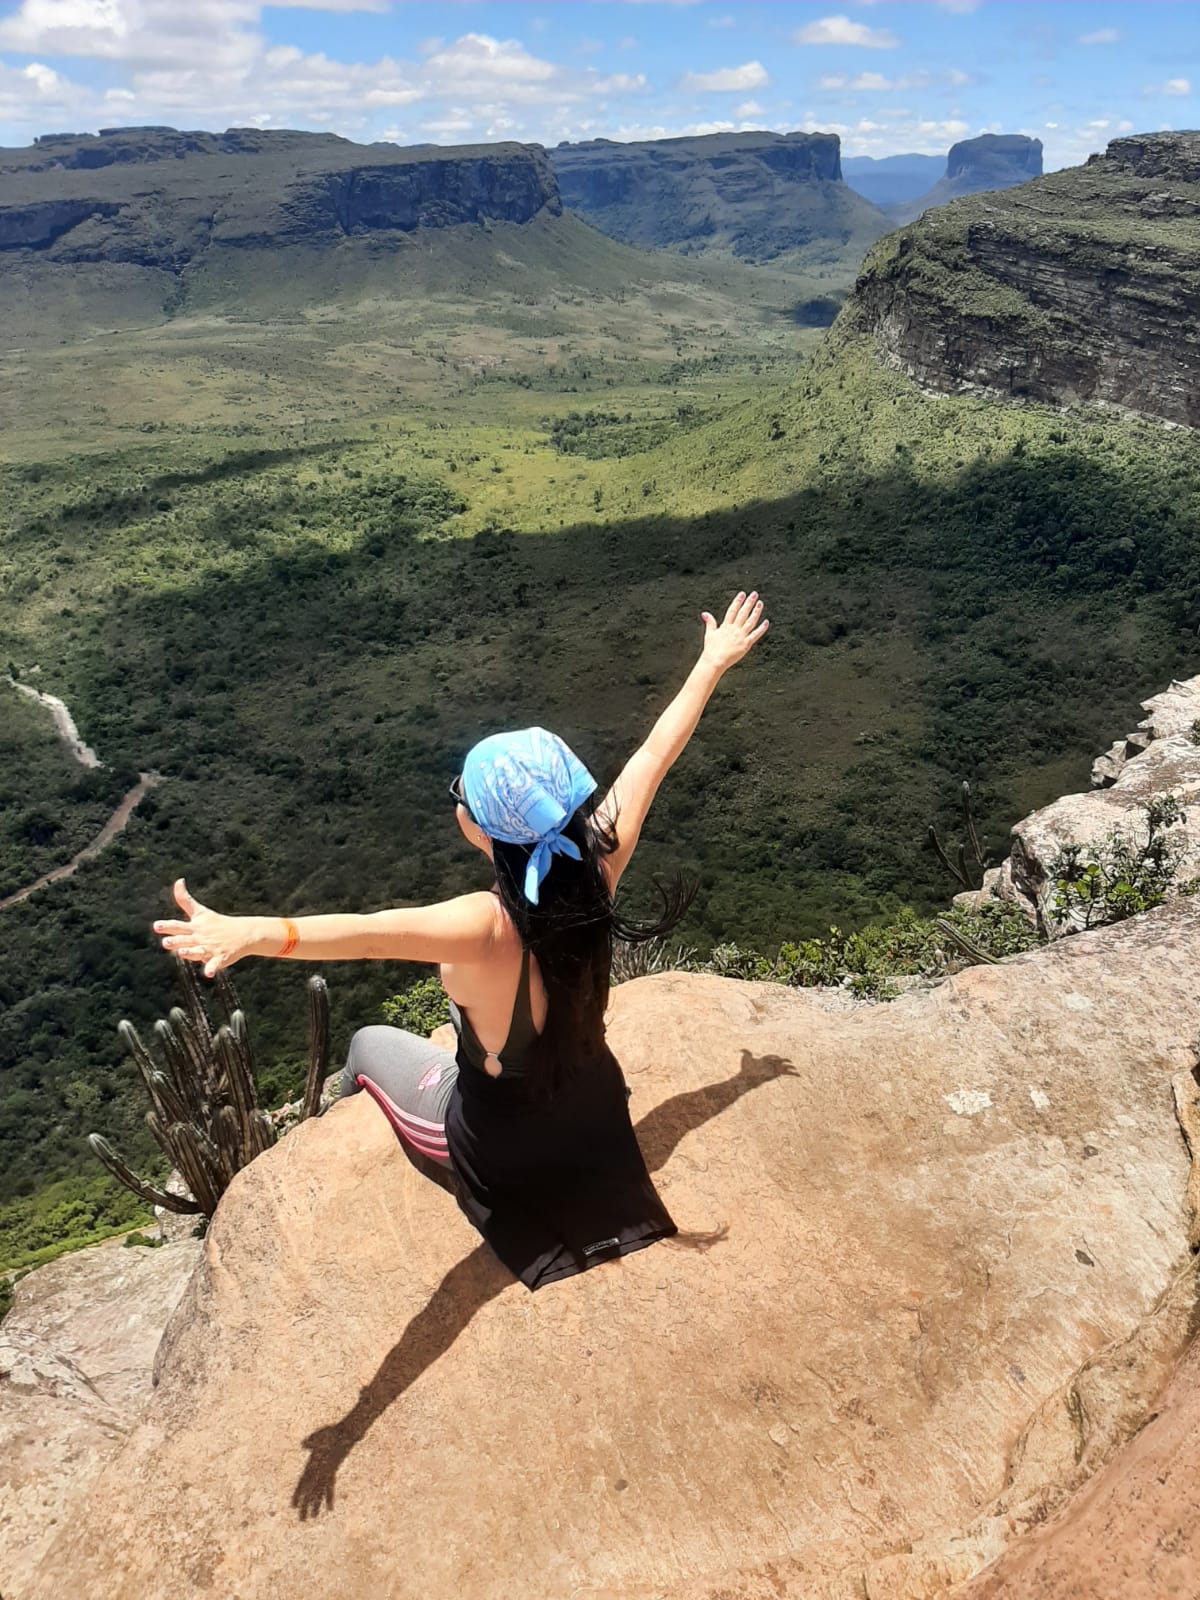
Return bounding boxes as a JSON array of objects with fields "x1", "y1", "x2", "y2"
[{"x1": 700, "y1": 590, "x2": 769, "y2": 673}]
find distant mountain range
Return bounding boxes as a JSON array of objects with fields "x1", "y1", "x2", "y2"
[
  {"x1": 841, "y1": 152, "x2": 946, "y2": 208},
  {"x1": 0, "y1": 123, "x2": 1053, "y2": 338}
]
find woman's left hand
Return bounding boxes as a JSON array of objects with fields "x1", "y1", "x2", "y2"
[{"x1": 152, "y1": 877, "x2": 256, "y2": 979}]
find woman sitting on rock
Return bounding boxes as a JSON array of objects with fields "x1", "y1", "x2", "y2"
[{"x1": 152, "y1": 590, "x2": 768, "y2": 1289}]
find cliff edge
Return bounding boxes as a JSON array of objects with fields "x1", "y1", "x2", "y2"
[
  {"x1": 25, "y1": 902, "x2": 1200, "y2": 1599},
  {"x1": 851, "y1": 130, "x2": 1200, "y2": 426}
]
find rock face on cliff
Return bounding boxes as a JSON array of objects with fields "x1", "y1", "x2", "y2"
[
  {"x1": 957, "y1": 675, "x2": 1200, "y2": 936},
  {"x1": 851, "y1": 130, "x2": 1200, "y2": 426},
  {"x1": 25, "y1": 905, "x2": 1200, "y2": 1599},
  {"x1": 0, "y1": 1232, "x2": 202, "y2": 1599},
  {"x1": 550, "y1": 130, "x2": 890, "y2": 265},
  {"x1": 889, "y1": 134, "x2": 1043, "y2": 225},
  {"x1": 0, "y1": 126, "x2": 560, "y2": 266}
]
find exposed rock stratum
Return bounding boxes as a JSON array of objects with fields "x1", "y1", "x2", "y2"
[
  {"x1": 852, "y1": 130, "x2": 1200, "y2": 426},
  {"x1": 24, "y1": 901, "x2": 1200, "y2": 1599}
]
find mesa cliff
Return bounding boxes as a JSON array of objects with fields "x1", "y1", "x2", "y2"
[
  {"x1": 549, "y1": 129, "x2": 890, "y2": 264},
  {"x1": 888, "y1": 133, "x2": 1043, "y2": 225},
  {"x1": 0, "y1": 127, "x2": 560, "y2": 263},
  {"x1": 850, "y1": 130, "x2": 1200, "y2": 426}
]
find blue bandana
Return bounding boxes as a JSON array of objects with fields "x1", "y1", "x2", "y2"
[{"x1": 460, "y1": 727, "x2": 598, "y2": 905}]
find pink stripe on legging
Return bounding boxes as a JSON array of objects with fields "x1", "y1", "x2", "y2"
[{"x1": 357, "y1": 1076, "x2": 448, "y2": 1158}]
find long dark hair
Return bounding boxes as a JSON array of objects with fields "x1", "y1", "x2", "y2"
[{"x1": 488, "y1": 791, "x2": 695, "y2": 1098}]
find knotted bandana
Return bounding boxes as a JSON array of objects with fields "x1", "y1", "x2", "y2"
[{"x1": 460, "y1": 727, "x2": 598, "y2": 904}]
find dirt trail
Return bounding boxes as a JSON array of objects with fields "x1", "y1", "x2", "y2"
[{"x1": 1, "y1": 675, "x2": 164, "y2": 911}]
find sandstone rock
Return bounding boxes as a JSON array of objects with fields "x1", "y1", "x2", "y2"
[
  {"x1": 0, "y1": 128, "x2": 561, "y2": 268},
  {"x1": 26, "y1": 900, "x2": 1200, "y2": 1600},
  {"x1": 1091, "y1": 676, "x2": 1200, "y2": 788},
  {"x1": 958, "y1": 1322, "x2": 1200, "y2": 1599},
  {"x1": 0, "y1": 1233, "x2": 201, "y2": 1598},
  {"x1": 1001, "y1": 733, "x2": 1200, "y2": 934}
]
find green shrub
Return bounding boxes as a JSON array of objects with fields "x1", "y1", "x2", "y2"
[
  {"x1": 1048, "y1": 795, "x2": 1196, "y2": 930},
  {"x1": 121, "y1": 1230, "x2": 163, "y2": 1249},
  {"x1": 381, "y1": 975, "x2": 452, "y2": 1036}
]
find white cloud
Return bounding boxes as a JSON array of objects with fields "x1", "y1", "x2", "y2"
[
  {"x1": 262, "y1": 0, "x2": 391, "y2": 8},
  {"x1": 819, "y1": 68, "x2": 966, "y2": 92},
  {"x1": 1078, "y1": 28, "x2": 1119, "y2": 45},
  {"x1": 0, "y1": 11, "x2": 668, "y2": 142},
  {"x1": 22, "y1": 60, "x2": 65, "y2": 93},
  {"x1": 735, "y1": 99, "x2": 764, "y2": 118},
  {"x1": 794, "y1": 14, "x2": 899, "y2": 48},
  {"x1": 1143, "y1": 77, "x2": 1192, "y2": 98},
  {"x1": 679, "y1": 60, "x2": 768, "y2": 93},
  {"x1": 708, "y1": 14, "x2": 736, "y2": 28}
]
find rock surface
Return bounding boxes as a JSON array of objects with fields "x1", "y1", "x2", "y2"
[
  {"x1": 889, "y1": 134, "x2": 1043, "y2": 225},
  {"x1": 550, "y1": 129, "x2": 888, "y2": 263},
  {"x1": 0, "y1": 1233, "x2": 202, "y2": 1598},
  {"x1": 26, "y1": 901, "x2": 1200, "y2": 1600},
  {"x1": 959, "y1": 1326, "x2": 1200, "y2": 1598},
  {"x1": 852, "y1": 131, "x2": 1200, "y2": 426},
  {"x1": 975, "y1": 674, "x2": 1200, "y2": 934}
]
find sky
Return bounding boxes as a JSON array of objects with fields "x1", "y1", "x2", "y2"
[{"x1": 0, "y1": 1, "x2": 1195, "y2": 172}]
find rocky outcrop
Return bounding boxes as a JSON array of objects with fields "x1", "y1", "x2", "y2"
[
  {"x1": 0, "y1": 127, "x2": 561, "y2": 266},
  {"x1": 24, "y1": 908, "x2": 1200, "y2": 1599},
  {"x1": 852, "y1": 130, "x2": 1200, "y2": 426},
  {"x1": 550, "y1": 130, "x2": 889, "y2": 263},
  {"x1": 889, "y1": 134, "x2": 1043, "y2": 225},
  {"x1": 0, "y1": 1232, "x2": 202, "y2": 1598},
  {"x1": 966, "y1": 675, "x2": 1200, "y2": 934}
]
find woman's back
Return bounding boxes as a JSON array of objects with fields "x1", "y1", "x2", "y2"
[{"x1": 439, "y1": 892, "x2": 547, "y2": 1073}]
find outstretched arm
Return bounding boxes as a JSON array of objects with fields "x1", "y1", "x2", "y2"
[
  {"x1": 153, "y1": 880, "x2": 498, "y2": 978},
  {"x1": 596, "y1": 589, "x2": 768, "y2": 891}
]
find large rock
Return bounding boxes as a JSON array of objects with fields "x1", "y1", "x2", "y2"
[
  {"x1": 0, "y1": 1233, "x2": 202, "y2": 1598},
  {"x1": 998, "y1": 731, "x2": 1200, "y2": 934},
  {"x1": 1092, "y1": 675, "x2": 1200, "y2": 786},
  {"x1": 25, "y1": 901, "x2": 1200, "y2": 1600}
]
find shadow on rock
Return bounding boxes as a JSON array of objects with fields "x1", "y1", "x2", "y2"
[{"x1": 292, "y1": 1047, "x2": 796, "y2": 1519}]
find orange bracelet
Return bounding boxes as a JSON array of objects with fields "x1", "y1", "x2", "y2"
[{"x1": 275, "y1": 917, "x2": 299, "y2": 958}]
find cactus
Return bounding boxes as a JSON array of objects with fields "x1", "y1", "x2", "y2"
[
  {"x1": 927, "y1": 781, "x2": 991, "y2": 891},
  {"x1": 90, "y1": 957, "x2": 333, "y2": 1220}
]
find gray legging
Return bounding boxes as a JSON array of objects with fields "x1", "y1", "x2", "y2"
[{"x1": 340, "y1": 1025, "x2": 459, "y2": 1171}]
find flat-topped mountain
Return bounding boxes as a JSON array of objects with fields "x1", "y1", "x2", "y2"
[
  {"x1": 849, "y1": 130, "x2": 1200, "y2": 426},
  {"x1": 890, "y1": 132, "x2": 1043, "y2": 225},
  {"x1": 0, "y1": 126, "x2": 560, "y2": 262},
  {"x1": 549, "y1": 129, "x2": 890, "y2": 266}
]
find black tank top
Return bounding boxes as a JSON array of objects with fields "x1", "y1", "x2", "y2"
[{"x1": 444, "y1": 945, "x2": 677, "y2": 1290}]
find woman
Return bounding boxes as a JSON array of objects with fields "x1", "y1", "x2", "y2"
[{"x1": 153, "y1": 589, "x2": 769, "y2": 1289}]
